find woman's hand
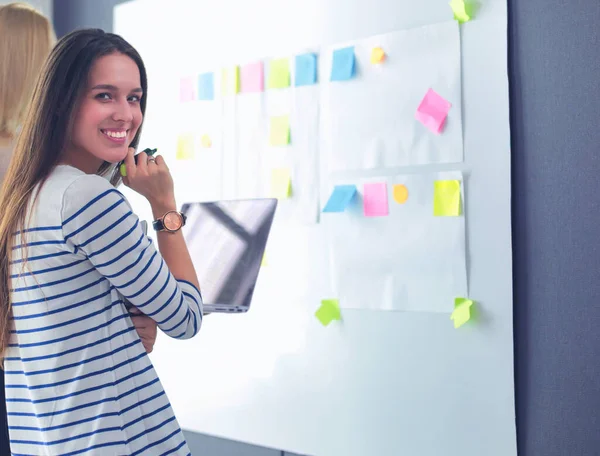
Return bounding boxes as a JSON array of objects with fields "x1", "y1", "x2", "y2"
[
  {"x1": 121, "y1": 147, "x2": 176, "y2": 209},
  {"x1": 129, "y1": 306, "x2": 158, "y2": 354}
]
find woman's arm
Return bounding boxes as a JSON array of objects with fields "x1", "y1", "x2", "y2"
[{"x1": 61, "y1": 174, "x2": 202, "y2": 340}]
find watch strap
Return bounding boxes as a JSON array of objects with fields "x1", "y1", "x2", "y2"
[{"x1": 152, "y1": 218, "x2": 165, "y2": 231}]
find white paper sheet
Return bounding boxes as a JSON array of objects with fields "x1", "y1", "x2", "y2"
[
  {"x1": 320, "y1": 21, "x2": 463, "y2": 172},
  {"x1": 260, "y1": 81, "x2": 321, "y2": 224},
  {"x1": 235, "y1": 93, "x2": 266, "y2": 199},
  {"x1": 325, "y1": 170, "x2": 467, "y2": 312}
]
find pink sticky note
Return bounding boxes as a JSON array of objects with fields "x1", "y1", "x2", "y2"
[
  {"x1": 241, "y1": 62, "x2": 264, "y2": 93},
  {"x1": 363, "y1": 182, "x2": 389, "y2": 217},
  {"x1": 415, "y1": 88, "x2": 452, "y2": 134},
  {"x1": 180, "y1": 77, "x2": 195, "y2": 102}
]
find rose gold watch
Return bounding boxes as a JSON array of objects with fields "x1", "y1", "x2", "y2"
[{"x1": 152, "y1": 210, "x2": 187, "y2": 233}]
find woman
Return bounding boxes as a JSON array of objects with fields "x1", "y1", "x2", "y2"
[
  {"x1": 0, "y1": 28, "x2": 203, "y2": 454},
  {"x1": 0, "y1": 3, "x2": 55, "y2": 173}
]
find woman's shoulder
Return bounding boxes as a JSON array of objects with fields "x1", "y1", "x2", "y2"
[
  {"x1": 37, "y1": 165, "x2": 120, "y2": 214},
  {"x1": 45, "y1": 165, "x2": 114, "y2": 197}
]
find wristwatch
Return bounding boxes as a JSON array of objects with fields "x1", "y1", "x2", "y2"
[{"x1": 152, "y1": 210, "x2": 187, "y2": 233}]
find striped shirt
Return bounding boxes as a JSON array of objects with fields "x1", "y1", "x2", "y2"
[{"x1": 5, "y1": 165, "x2": 203, "y2": 455}]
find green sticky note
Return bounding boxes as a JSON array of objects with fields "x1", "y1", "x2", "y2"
[
  {"x1": 269, "y1": 115, "x2": 290, "y2": 146},
  {"x1": 449, "y1": 0, "x2": 471, "y2": 23},
  {"x1": 176, "y1": 134, "x2": 195, "y2": 160},
  {"x1": 221, "y1": 66, "x2": 240, "y2": 95},
  {"x1": 315, "y1": 299, "x2": 341, "y2": 326},
  {"x1": 433, "y1": 180, "x2": 462, "y2": 216},
  {"x1": 267, "y1": 58, "x2": 290, "y2": 89},
  {"x1": 450, "y1": 298, "x2": 474, "y2": 329},
  {"x1": 270, "y1": 168, "x2": 292, "y2": 199}
]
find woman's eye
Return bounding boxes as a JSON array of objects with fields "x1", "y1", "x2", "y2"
[
  {"x1": 128, "y1": 95, "x2": 141, "y2": 103},
  {"x1": 95, "y1": 93, "x2": 112, "y2": 101}
]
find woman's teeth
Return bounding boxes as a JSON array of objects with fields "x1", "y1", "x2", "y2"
[{"x1": 103, "y1": 130, "x2": 127, "y2": 138}]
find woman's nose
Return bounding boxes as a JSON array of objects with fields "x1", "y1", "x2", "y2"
[{"x1": 112, "y1": 99, "x2": 133, "y2": 123}]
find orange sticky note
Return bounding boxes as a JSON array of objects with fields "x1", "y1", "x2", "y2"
[
  {"x1": 200, "y1": 134, "x2": 212, "y2": 148},
  {"x1": 371, "y1": 47, "x2": 386, "y2": 64},
  {"x1": 393, "y1": 184, "x2": 408, "y2": 204}
]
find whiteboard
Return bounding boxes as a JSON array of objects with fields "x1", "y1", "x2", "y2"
[{"x1": 114, "y1": 1, "x2": 515, "y2": 456}]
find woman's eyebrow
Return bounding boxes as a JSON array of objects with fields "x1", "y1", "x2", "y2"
[{"x1": 91, "y1": 84, "x2": 143, "y2": 93}]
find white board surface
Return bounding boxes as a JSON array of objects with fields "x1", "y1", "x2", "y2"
[{"x1": 114, "y1": 1, "x2": 515, "y2": 455}]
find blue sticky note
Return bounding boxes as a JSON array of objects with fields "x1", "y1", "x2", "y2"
[
  {"x1": 330, "y1": 46, "x2": 355, "y2": 82},
  {"x1": 323, "y1": 185, "x2": 357, "y2": 212},
  {"x1": 295, "y1": 53, "x2": 317, "y2": 86},
  {"x1": 197, "y1": 72, "x2": 214, "y2": 100}
]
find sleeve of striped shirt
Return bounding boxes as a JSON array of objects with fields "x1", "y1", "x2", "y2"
[{"x1": 60, "y1": 174, "x2": 203, "y2": 340}]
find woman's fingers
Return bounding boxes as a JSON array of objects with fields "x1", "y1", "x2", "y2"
[
  {"x1": 123, "y1": 147, "x2": 136, "y2": 178},
  {"x1": 154, "y1": 154, "x2": 168, "y2": 170}
]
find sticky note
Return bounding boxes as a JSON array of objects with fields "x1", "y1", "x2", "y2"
[
  {"x1": 363, "y1": 182, "x2": 389, "y2": 217},
  {"x1": 434, "y1": 180, "x2": 462, "y2": 216},
  {"x1": 371, "y1": 47, "x2": 386, "y2": 64},
  {"x1": 241, "y1": 62, "x2": 264, "y2": 93},
  {"x1": 270, "y1": 168, "x2": 292, "y2": 199},
  {"x1": 416, "y1": 88, "x2": 452, "y2": 134},
  {"x1": 315, "y1": 299, "x2": 341, "y2": 326},
  {"x1": 269, "y1": 115, "x2": 290, "y2": 146},
  {"x1": 179, "y1": 77, "x2": 195, "y2": 102},
  {"x1": 197, "y1": 72, "x2": 214, "y2": 100},
  {"x1": 323, "y1": 185, "x2": 357, "y2": 213},
  {"x1": 295, "y1": 53, "x2": 317, "y2": 86},
  {"x1": 261, "y1": 253, "x2": 268, "y2": 267},
  {"x1": 200, "y1": 134, "x2": 212, "y2": 148},
  {"x1": 176, "y1": 135, "x2": 194, "y2": 160},
  {"x1": 451, "y1": 298, "x2": 474, "y2": 328},
  {"x1": 449, "y1": 0, "x2": 471, "y2": 23},
  {"x1": 330, "y1": 46, "x2": 356, "y2": 81},
  {"x1": 221, "y1": 67, "x2": 240, "y2": 95},
  {"x1": 267, "y1": 58, "x2": 290, "y2": 89},
  {"x1": 392, "y1": 184, "x2": 409, "y2": 204}
]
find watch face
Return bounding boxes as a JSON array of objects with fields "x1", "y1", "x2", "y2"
[{"x1": 163, "y1": 211, "x2": 182, "y2": 231}]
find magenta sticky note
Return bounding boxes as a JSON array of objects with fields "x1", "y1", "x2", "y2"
[
  {"x1": 179, "y1": 77, "x2": 195, "y2": 102},
  {"x1": 415, "y1": 88, "x2": 452, "y2": 134},
  {"x1": 241, "y1": 62, "x2": 264, "y2": 93},
  {"x1": 363, "y1": 182, "x2": 389, "y2": 217}
]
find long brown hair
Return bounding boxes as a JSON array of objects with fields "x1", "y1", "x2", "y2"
[
  {"x1": 0, "y1": 2, "x2": 56, "y2": 138},
  {"x1": 0, "y1": 29, "x2": 148, "y2": 356}
]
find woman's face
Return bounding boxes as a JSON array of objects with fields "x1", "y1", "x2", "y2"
[{"x1": 65, "y1": 52, "x2": 143, "y2": 173}]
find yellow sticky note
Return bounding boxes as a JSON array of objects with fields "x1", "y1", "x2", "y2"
[
  {"x1": 371, "y1": 47, "x2": 386, "y2": 64},
  {"x1": 315, "y1": 299, "x2": 342, "y2": 326},
  {"x1": 270, "y1": 168, "x2": 292, "y2": 199},
  {"x1": 269, "y1": 115, "x2": 290, "y2": 146},
  {"x1": 221, "y1": 66, "x2": 240, "y2": 95},
  {"x1": 267, "y1": 58, "x2": 290, "y2": 89},
  {"x1": 449, "y1": 0, "x2": 471, "y2": 23},
  {"x1": 450, "y1": 298, "x2": 474, "y2": 329},
  {"x1": 200, "y1": 134, "x2": 212, "y2": 148},
  {"x1": 261, "y1": 253, "x2": 268, "y2": 267},
  {"x1": 433, "y1": 180, "x2": 461, "y2": 216},
  {"x1": 392, "y1": 184, "x2": 409, "y2": 204},
  {"x1": 176, "y1": 135, "x2": 194, "y2": 160}
]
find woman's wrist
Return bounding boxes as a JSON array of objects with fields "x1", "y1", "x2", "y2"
[{"x1": 149, "y1": 197, "x2": 177, "y2": 219}]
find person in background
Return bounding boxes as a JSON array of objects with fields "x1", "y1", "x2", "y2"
[{"x1": 0, "y1": 4, "x2": 160, "y2": 453}]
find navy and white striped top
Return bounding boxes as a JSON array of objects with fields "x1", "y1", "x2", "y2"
[{"x1": 5, "y1": 165, "x2": 203, "y2": 455}]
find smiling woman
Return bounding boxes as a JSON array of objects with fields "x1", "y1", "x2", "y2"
[{"x1": 0, "y1": 29, "x2": 203, "y2": 455}]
